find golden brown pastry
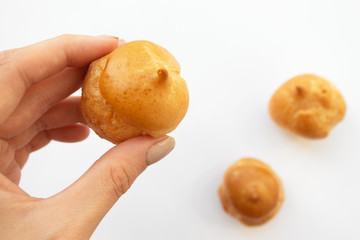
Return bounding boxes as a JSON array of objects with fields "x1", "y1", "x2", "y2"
[
  {"x1": 218, "y1": 158, "x2": 284, "y2": 226},
  {"x1": 268, "y1": 74, "x2": 346, "y2": 139},
  {"x1": 80, "y1": 41, "x2": 189, "y2": 144}
]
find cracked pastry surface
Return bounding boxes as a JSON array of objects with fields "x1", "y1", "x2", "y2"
[
  {"x1": 80, "y1": 41, "x2": 189, "y2": 144},
  {"x1": 218, "y1": 158, "x2": 284, "y2": 226},
  {"x1": 268, "y1": 74, "x2": 346, "y2": 139}
]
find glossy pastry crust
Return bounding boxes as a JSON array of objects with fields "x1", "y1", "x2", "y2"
[
  {"x1": 218, "y1": 158, "x2": 284, "y2": 226},
  {"x1": 80, "y1": 54, "x2": 142, "y2": 144},
  {"x1": 268, "y1": 74, "x2": 346, "y2": 139},
  {"x1": 80, "y1": 41, "x2": 189, "y2": 144}
]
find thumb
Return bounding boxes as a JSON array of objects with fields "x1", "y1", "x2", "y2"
[{"x1": 46, "y1": 135, "x2": 175, "y2": 238}]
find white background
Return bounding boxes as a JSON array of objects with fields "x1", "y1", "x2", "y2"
[{"x1": 1, "y1": 0, "x2": 360, "y2": 239}]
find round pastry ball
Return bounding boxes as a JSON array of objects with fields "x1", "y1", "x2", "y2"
[
  {"x1": 218, "y1": 158, "x2": 284, "y2": 226},
  {"x1": 268, "y1": 74, "x2": 346, "y2": 139},
  {"x1": 80, "y1": 41, "x2": 189, "y2": 144}
]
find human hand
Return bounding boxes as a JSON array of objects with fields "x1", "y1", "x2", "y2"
[{"x1": 0, "y1": 35, "x2": 175, "y2": 239}]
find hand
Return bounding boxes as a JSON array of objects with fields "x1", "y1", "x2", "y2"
[{"x1": 0, "y1": 35, "x2": 175, "y2": 239}]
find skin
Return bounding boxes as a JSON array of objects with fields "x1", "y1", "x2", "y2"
[{"x1": 0, "y1": 35, "x2": 164, "y2": 239}]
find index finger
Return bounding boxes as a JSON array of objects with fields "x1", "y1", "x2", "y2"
[{"x1": 0, "y1": 34, "x2": 119, "y2": 125}]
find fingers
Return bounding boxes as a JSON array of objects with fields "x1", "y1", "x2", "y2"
[
  {"x1": 0, "y1": 35, "x2": 119, "y2": 125},
  {"x1": 15, "y1": 124, "x2": 89, "y2": 170},
  {"x1": 29, "y1": 124, "x2": 89, "y2": 152},
  {"x1": 44, "y1": 136, "x2": 175, "y2": 238},
  {"x1": 0, "y1": 67, "x2": 85, "y2": 138},
  {"x1": 2, "y1": 160, "x2": 21, "y2": 185},
  {"x1": 45, "y1": 125, "x2": 90, "y2": 143},
  {"x1": 13, "y1": 35, "x2": 119, "y2": 86},
  {"x1": 9, "y1": 97, "x2": 86, "y2": 149},
  {"x1": 0, "y1": 139, "x2": 14, "y2": 172},
  {"x1": 39, "y1": 96, "x2": 87, "y2": 130}
]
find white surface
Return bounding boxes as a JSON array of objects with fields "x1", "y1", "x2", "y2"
[{"x1": 1, "y1": 0, "x2": 360, "y2": 239}]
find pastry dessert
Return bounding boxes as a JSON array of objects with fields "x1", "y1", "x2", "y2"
[
  {"x1": 218, "y1": 158, "x2": 284, "y2": 226},
  {"x1": 80, "y1": 41, "x2": 189, "y2": 144},
  {"x1": 268, "y1": 74, "x2": 346, "y2": 139}
]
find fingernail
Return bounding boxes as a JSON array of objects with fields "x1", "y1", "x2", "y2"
[
  {"x1": 146, "y1": 137, "x2": 175, "y2": 166},
  {"x1": 118, "y1": 39, "x2": 127, "y2": 47},
  {"x1": 97, "y1": 35, "x2": 119, "y2": 39}
]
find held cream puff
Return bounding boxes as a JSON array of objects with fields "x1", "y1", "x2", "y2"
[
  {"x1": 268, "y1": 74, "x2": 346, "y2": 139},
  {"x1": 218, "y1": 158, "x2": 284, "y2": 226},
  {"x1": 80, "y1": 41, "x2": 189, "y2": 144}
]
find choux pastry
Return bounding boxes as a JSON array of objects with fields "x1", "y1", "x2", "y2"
[
  {"x1": 218, "y1": 158, "x2": 284, "y2": 226},
  {"x1": 269, "y1": 74, "x2": 346, "y2": 139},
  {"x1": 80, "y1": 41, "x2": 189, "y2": 144}
]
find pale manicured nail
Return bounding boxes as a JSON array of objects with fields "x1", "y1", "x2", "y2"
[
  {"x1": 146, "y1": 137, "x2": 175, "y2": 166},
  {"x1": 97, "y1": 35, "x2": 119, "y2": 39},
  {"x1": 118, "y1": 39, "x2": 127, "y2": 47}
]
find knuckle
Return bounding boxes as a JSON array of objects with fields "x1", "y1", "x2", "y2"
[
  {"x1": 33, "y1": 121, "x2": 51, "y2": 143},
  {"x1": 30, "y1": 88, "x2": 51, "y2": 114},
  {"x1": 0, "y1": 50, "x2": 12, "y2": 67},
  {"x1": 108, "y1": 164, "x2": 135, "y2": 199},
  {"x1": 58, "y1": 34, "x2": 73, "y2": 42},
  {"x1": 35, "y1": 118, "x2": 47, "y2": 131},
  {"x1": 57, "y1": 34, "x2": 73, "y2": 64}
]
